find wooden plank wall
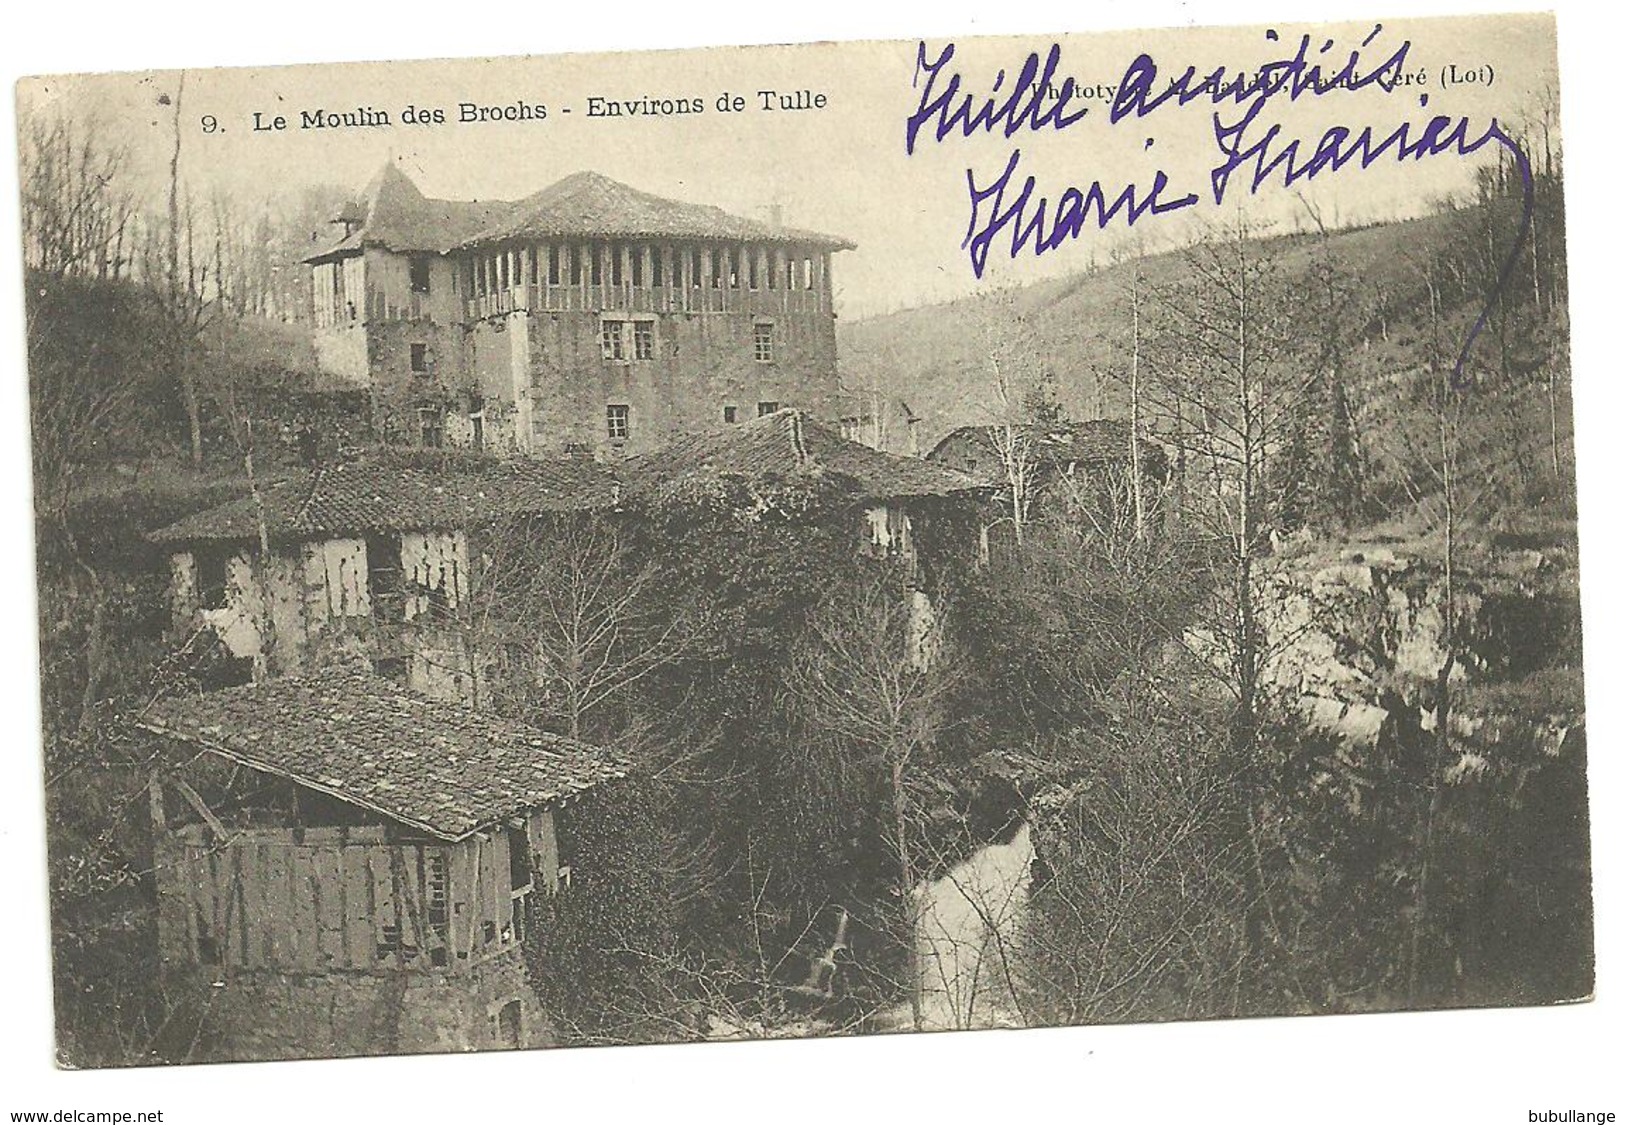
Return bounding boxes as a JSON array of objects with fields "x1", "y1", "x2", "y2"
[{"x1": 153, "y1": 827, "x2": 523, "y2": 974}]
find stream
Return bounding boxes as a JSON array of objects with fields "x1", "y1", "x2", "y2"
[{"x1": 910, "y1": 822, "x2": 1033, "y2": 1030}]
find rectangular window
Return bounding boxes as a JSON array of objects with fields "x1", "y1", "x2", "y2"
[
  {"x1": 470, "y1": 412, "x2": 485, "y2": 454},
  {"x1": 723, "y1": 405, "x2": 737, "y2": 424},
  {"x1": 611, "y1": 244, "x2": 624, "y2": 287},
  {"x1": 410, "y1": 343, "x2": 428, "y2": 372},
  {"x1": 633, "y1": 321, "x2": 655, "y2": 360},
  {"x1": 195, "y1": 906, "x2": 220, "y2": 965},
  {"x1": 747, "y1": 250, "x2": 759, "y2": 290},
  {"x1": 600, "y1": 320, "x2": 625, "y2": 361},
  {"x1": 367, "y1": 532, "x2": 403, "y2": 623},
  {"x1": 195, "y1": 550, "x2": 228, "y2": 611},
  {"x1": 606, "y1": 404, "x2": 630, "y2": 441},
  {"x1": 757, "y1": 401, "x2": 780, "y2": 417},
  {"x1": 591, "y1": 245, "x2": 604, "y2": 286},
  {"x1": 651, "y1": 246, "x2": 664, "y2": 287},
  {"x1": 509, "y1": 824, "x2": 532, "y2": 891},
  {"x1": 547, "y1": 245, "x2": 560, "y2": 285},
  {"x1": 427, "y1": 851, "x2": 449, "y2": 967},
  {"x1": 409, "y1": 256, "x2": 431, "y2": 294},
  {"x1": 754, "y1": 322, "x2": 775, "y2": 362},
  {"x1": 418, "y1": 407, "x2": 443, "y2": 449},
  {"x1": 630, "y1": 248, "x2": 643, "y2": 287}
]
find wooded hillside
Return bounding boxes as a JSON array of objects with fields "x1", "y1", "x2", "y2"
[{"x1": 839, "y1": 183, "x2": 1568, "y2": 535}]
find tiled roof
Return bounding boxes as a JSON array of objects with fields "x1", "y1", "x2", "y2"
[
  {"x1": 152, "y1": 416, "x2": 985, "y2": 546},
  {"x1": 927, "y1": 420, "x2": 1154, "y2": 485},
  {"x1": 306, "y1": 165, "x2": 852, "y2": 262},
  {"x1": 305, "y1": 164, "x2": 513, "y2": 261},
  {"x1": 136, "y1": 671, "x2": 629, "y2": 840},
  {"x1": 148, "y1": 449, "x2": 617, "y2": 544},
  {"x1": 459, "y1": 171, "x2": 853, "y2": 251},
  {"x1": 623, "y1": 409, "x2": 986, "y2": 502}
]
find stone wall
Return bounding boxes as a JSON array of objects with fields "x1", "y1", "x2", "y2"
[
  {"x1": 170, "y1": 953, "x2": 553, "y2": 1062},
  {"x1": 168, "y1": 536, "x2": 386, "y2": 676},
  {"x1": 459, "y1": 306, "x2": 839, "y2": 455}
]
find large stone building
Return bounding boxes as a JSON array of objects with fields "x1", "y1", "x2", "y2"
[{"x1": 306, "y1": 164, "x2": 853, "y2": 457}]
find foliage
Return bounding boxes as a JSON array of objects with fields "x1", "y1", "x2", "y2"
[
  {"x1": 951, "y1": 508, "x2": 1209, "y2": 746},
  {"x1": 27, "y1": 273, "x2": 183, "y2": 494},
  {"x1": 1022, "y1": 709, "x2": 1254, "y2": 1024},
  {"x1": 37, "y1": 546, "x2": 240, "y2": 1065},
  {"x1": 994, "y1": 173, "x2": 1586, "y2": 1023},
  {"x1": 26, "y1": 140, "x2": 1588, "y2": 1057},
  {"x1": 484, "y1": 484, "x2": 956, "y2": 1030},
  {"x1": 521, "y1": 781, "x2": 691, "y2": 1045}
]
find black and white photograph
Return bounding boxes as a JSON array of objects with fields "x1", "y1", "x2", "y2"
[{"x1": 3, "y1": 4, "x2": 1617, "y2": 1118}]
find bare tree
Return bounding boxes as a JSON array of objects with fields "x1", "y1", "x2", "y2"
[
  {"x1": 18, "y1": 109, "x2": 137, "y2": 280},
  {"x1": 18, "y1": 104, "x2": 151, "y2": 500},
  {"x1": 1394, "y1": 264, "x2": 1486, "y2": 1002},
  {"x1": 159, "y1": 75, "x2": 210, "y2": 467},
  {"x1": 1126, "y1": 256, "x2": 1149, "y2": 541},
  {"x1": 1115, "y1": 211, "x2": 1345, "y2": 1005},
  {"x1": 1138, "y1": 211, "x2": 1316, "y2": 751},
  {"x1": 467, "y1": 513, "x2": 703, "y2": 740},
  {"x1": 1294, "y1": 193, "x2": 1368, "y2": 531},
  {"x1": 972, "y1": 289, "x2": 1056, "y2": 546},
  {"x1": 783, "y1": 573, "x2": 963, "y2": 1029},
  {"x1": 1021, "y1": 720, "x2": 1256, "y2": 1025}
]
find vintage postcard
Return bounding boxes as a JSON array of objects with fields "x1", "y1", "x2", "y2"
[{"x1": 15, "y1": 8, "x2": 1592, "y2": 1078}]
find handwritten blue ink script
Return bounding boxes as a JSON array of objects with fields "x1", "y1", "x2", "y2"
[{"x1": 906, "y1": 27, "x2": 1533, "y2": 384}]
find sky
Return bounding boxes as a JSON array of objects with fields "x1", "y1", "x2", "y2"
[{"x1": 16, "y1": 11, "x2": 1559, "y2": 319}]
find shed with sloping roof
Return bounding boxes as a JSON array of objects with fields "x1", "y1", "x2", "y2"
[{"x1": 134, "y1": 670, "x2": 625, "y2": 1058}]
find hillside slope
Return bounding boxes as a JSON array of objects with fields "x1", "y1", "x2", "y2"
[{"x1": 836, "y1": 201, "x2": 1564, "y2": 475}]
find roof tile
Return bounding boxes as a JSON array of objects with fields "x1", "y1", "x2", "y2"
[
  {"x1": 152, "y1": 415, "x2": 984, "y2": 545},
  {"x1": 307, "y1": 164, "x2": 852, "y2": 261},
  {"x1": 149, "y1": 449, "x2": 618, "y2": 543},
  {"x1": 622, "y1": 409, "x2": 986, "y2": 502},
  {"x1": 461, "y1": 170, "x2": 853, "y2": 250},
  {"x1": 137, "y1": 671, "x2": 628, "y2": 839}
]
